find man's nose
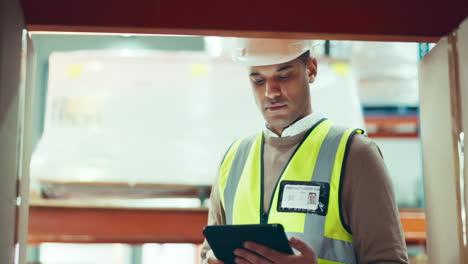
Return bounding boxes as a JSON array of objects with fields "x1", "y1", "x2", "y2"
[{"x1": 265, "y1": 80, "x2": 280, "y2": 99}]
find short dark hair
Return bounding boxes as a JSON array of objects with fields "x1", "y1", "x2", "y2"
[{"x1": 299, "y1": 50, "x2": 311, "y2": 65}]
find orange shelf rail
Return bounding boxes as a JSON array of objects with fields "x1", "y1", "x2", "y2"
[
  {"x1": 400, "y1": 209, "x2": 427, "y2": 246},
  {"x1": 28, "y1": 202, "x2": 208, "y2": 244},
  {"x1": 28, "y1": 201, "x2": 426, "y2": 246},
  {"x1": 365, "y1": 116, "x2": 419, "y2": 138}
]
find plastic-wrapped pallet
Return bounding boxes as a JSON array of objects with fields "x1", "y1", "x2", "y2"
[
  {"x1": 30, "y1": 50, "x2": 364, "y2": 197},
  {"x1": 351, "y1": 42, "x2": 419, "y2": 106}
]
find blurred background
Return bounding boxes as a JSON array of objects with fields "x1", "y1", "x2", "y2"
[{"x1": 26, "y1": 34, "x2": 432, "y2": 264}]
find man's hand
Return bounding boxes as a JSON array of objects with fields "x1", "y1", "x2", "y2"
[
  {"x1": 233, "y1": 236, "x2": 318, "y2": 264},
  {"x1": 206, "y1": 249, "x2": 224, "y2": 264},
  {"x1": 207, "y1": 258, "x2": 224, "y2": 264}
]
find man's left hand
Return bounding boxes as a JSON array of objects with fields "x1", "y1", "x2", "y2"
[{"x1": 233, "y1": 236, "x2": 318, "y2": 264}]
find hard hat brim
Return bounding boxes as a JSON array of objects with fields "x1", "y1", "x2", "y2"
[{"x1": 232, "y1": 53, "x2": 307, "y2": 67}]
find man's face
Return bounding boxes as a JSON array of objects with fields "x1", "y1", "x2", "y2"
[
  {"x1": 248, "y1": 56, "x2": 317, "y2": 135},
  {"x1": 309, "y1": 193, "x2": 316, "y2": 203}
]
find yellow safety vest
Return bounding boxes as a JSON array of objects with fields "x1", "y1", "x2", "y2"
[{"x1": 219, "y1": 119, "x2": 363, "y2": 264}]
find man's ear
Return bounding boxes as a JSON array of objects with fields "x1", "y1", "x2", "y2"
[{"x1": 307, "y1": 57, "x2": 318, "y2": 83}]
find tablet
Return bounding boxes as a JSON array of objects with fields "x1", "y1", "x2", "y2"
[{"x1": 203, "y1": 224, "x2": 293, "y2": 264}]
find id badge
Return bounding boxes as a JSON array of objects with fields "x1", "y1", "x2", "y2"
[{"x1": 277, "y1": 180, "x2": 330, "y2": 216}]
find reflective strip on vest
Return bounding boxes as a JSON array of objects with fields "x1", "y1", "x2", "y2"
[
  {"x1": 223, "y1": 134, "x2": 257, "y2": 224},
  {"x1": 219, "y1": 120, "x2": 362, "y2": 264}
]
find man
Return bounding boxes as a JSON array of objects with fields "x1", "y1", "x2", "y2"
[
  {"x1": 201, "y1": 39, "x2": 408, "y2": 264},
  {"x1": 308, "y1": 192, "x2": 316, "y2": 205}
]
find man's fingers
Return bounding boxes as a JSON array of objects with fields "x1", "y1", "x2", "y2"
[
  {"x1": 207, "y1": 257, "x2": 224, "y2": 264},
  {"x1": 234, "y1": 248, "x2": 271, "y2": 264},
  {"x1": 233, "y1": 257, "x2": 252, "y2": 264},
  {"x1": 243, "y1": 241, "x2": 285, "y2": 262},
  {"x1": 289, "y1": 236, "x2": 316, "y2": 259}
]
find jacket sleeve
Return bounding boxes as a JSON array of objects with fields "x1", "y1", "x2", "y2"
[
  {"x1": 341, "y1": 134, "x2": 409, "y2": 264},
  {"x1": 200, "y1": 172, "x2": 227, "y2": 264}
]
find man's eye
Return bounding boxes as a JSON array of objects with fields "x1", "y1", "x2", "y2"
[
  {"x1": 253, "y1": 79, "x2": 265, "y2": 85},
  {"x1": 279, "y1": 75, "x2": 289, "y2": 81}
]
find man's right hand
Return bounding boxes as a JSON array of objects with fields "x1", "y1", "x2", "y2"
[
  {"x1": 205, "y1": 250, "x2": 224, "y2": 264},
  {"x1": 207, "y1": 257, "x2": 224, "y2": 264}
]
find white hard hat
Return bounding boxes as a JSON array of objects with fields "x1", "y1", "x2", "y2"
[{"x1": 232, "y1": 38, "x2": 313, "y2": 66}]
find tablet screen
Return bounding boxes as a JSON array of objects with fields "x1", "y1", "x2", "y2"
[{"x1": 203, "y1": 224, "x2": 293, "y2": 264}]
